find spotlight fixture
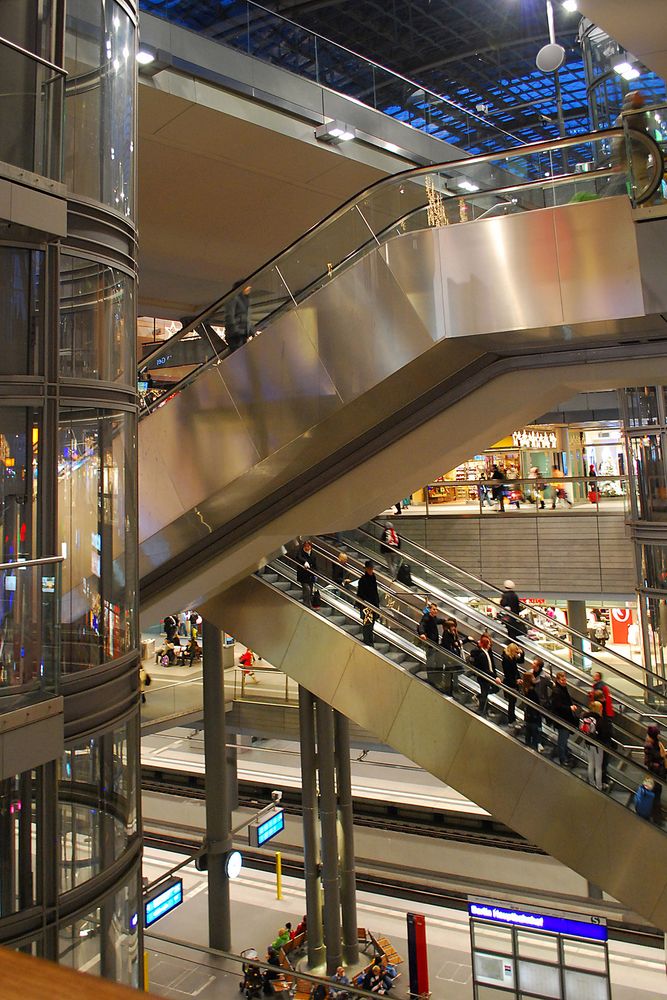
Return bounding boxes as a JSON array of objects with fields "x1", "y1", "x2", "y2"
[
  {"x1": 562, "y1": 0, "x2": 577, "y2": 11},
  {"x1": 136, "y1": 47, "x2": 156, "y2": 66},
  {"x1": 613, "y1": 60, "x2": 640, "y2": 81},
  {"x1": 314, "y1": 121, "x2": 357, "y2": 144},
  {"x1": 457, "y1": 178, "x2": 480, "y2": 193}
]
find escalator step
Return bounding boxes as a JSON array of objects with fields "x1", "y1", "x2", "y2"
[
  {"x1": 387, "y1": 651, "x2": 406, "y2": 663},
  {"x1": 330, "y1": 616, "x2": 347, "y2": 626},
  {"x1": 274, "y1": 581, "x2": 291, "y2": 591}
]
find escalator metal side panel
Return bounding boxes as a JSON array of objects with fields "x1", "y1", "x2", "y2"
[
  {"x1": 139, "y1": 198, "x2": 651, "y2": 554},
  {"x1": 139, "y1": 349, "x2": 667, "y2": 626},
  {"x1": 203, "y1": 573, "x2": 667, "y2": 931}
]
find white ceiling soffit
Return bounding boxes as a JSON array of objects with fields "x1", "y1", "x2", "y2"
[{"x1": 578, "y1": 0, "x2": 667, "y2": 82}]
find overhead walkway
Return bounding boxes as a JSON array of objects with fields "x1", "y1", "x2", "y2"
[
  {"x1": 201, "y1": 554, "x2": 667, "y2": 931},
  {"x1": 137, "y1": 126, "x2": 667, "y2": 624}
]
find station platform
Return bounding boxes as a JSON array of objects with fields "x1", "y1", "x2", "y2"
[{"x1": 142, "y1": 848, "x2": 667, "y2": 1000}]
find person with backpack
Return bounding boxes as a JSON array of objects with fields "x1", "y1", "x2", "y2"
[
  {"x1": 521, "y1": 673, "x2": 542, "y2": 750},
  {"x1": 380, "y1": 521, "x2": 402, "y2": 581},
  {"x1": 356, "y1": 560, "x2": 380, "y2": 646},
  {"x1": 579, "y1": 700, "x2": 604, "y2": 789}
]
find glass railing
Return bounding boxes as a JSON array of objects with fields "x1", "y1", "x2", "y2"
[
  {"x1": 140, "y1": 671, "x2": 203, "y2": 726},
  {"x1": 416, "y1": 474, "x2": 630, "y2": 516},
  {"x1": 138, "y1": 126, "x2": 664, "y2": 415},
  {"x1": 140, "y1": 0, "x2": 522, "y2": 155},
  {"x1": 0, "y1": 556, "x2": 63, "y2": 698},
  {"x1": 0, "y1": 35, "x2": 65, "y2": 182},
  {"x1": 264, "y1": 553, "x2": 667, "y2": 826},
  {"x1": 344, "y1": 525, "x2": 662, "y2": 712}
]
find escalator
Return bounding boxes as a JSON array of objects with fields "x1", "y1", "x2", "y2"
[
  {"x1": 137, "y1": 125, "x2": 667, "y2": 623},
  {"x1": 316, "y1": 527, "x2": 665, "y2": 746},
  {"x1": 200, "y1": 551, "x2": 667, "y2": 931}
]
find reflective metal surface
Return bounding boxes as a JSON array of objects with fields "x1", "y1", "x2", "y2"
[
  {"x1": 208, "y1": 573, "x2": 667, "y2": 930},
  {"x1": 139, "y1": 198, "x2": 667, "y2": 616}
]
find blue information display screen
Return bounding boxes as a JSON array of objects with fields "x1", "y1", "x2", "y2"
[
  {"x1": 468, "y1": 902, "x2": 607, "y2": 942},
  {"x1": 249, "y1": 808, "x2": 285, "y2": 847},
  {"x1": 144, "y1": 877, "x2": 184, "y2": 927}
]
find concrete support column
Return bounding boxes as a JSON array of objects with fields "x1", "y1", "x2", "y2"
[
  {"x1": 202, "y1": 620, "x2": 232, "y2": 951},
  {"x1": 299, "y1": 687, "x2": 325, "y2": 969},
  {"x1": 334, "y1": 711, "x2": 358, "y2": 966},
  {"x1": 567, "y1": 600, "x2": 588, "y2": 670},
  {"x1": 315, "y1": 698, "x2": 342, "y2": 974}
]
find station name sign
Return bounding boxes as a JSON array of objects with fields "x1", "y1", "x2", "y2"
[{"x1": 468, "y1": 902, "x2": 607, "y2": 942}]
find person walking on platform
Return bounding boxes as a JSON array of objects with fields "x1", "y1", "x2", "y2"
[
  {"x1": 357, "y1": 560, "x2": 380, "y2": 647},
  {"x1": 224, "y1": 281, "x2": 255, "y2": 351},
  {"x1": 491, "y1": 463, "x2": 507, "y2": 512},
  {"x1": 418, "y1": 601, "x2": 446, "y2": 688},
  {"x1": 501, "y1": 641, "x2": 524, "y2": 726},
  {"x1": 469, "y1": 634, "x2": 497, "y2": 716},
  {"x1": 551, "y1": 465, "x2": 572, "y2": 509},
  {"x1": 381, "y1": 521, "x2": 402, "y2": 581},
  {"x1": 550, "y1": 672, "x2": 578, "y2": 765},
  {"x1": 296, "y1": 540, "x2": 317, "y2": 608}
]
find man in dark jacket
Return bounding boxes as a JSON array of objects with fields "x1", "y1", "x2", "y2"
[
  {"x1": 550, "y1": 672, "x2": 578, "y2": 765},
  {"x1": 418, "y1": 602, "x2": 446, "y2": 688},
  {"x1": 469, "y1": 634, "x2": 497, "y2": 716},
  {"x1": 296, "y1": 540, "x2": 317, "y2": 608},
  {"x1": 499, "y1": 580, "x2": 526, "y2": 640},
  {"x1": 357, "y1": 560, "x2": 380, "y2": 646},
  {"x1": 224, "y1": 282, "x2": 255, "y2": 351},
  {"x1": 491, "y1": 464, "x2": 507, "y2": 512}
]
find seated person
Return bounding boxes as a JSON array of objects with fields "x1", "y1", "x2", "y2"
[
  {"x1": 360, "y1": 966, "x2": 386, "y2": 995},
  {"x1": 378, "y1": 956, "x2": 397, "y2": 990},
  {"x1": 263, "y1": 947, "x2": 282, "y2": 994},
  {"x1": 294, "y1": 914, "x2": 307, "y2": 938},
  {"x1": 310, "y1": 984, "x2": 327, "y2": 1000},
  {"x1": 271, "y1": 927, "x2": 290, "y2": 951},
  {"x1": 330, "y1": 966, "x2": 350, "y2": 999}
]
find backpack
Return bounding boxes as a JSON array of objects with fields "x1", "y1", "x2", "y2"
[
  {"x1": 397, "y1": 562, "x2": 413, "y2": 586},
  {"x1": 160, "y1": 654, "x2": 170, "y2": 667},
  {"x1": 579, "y1": 714, "x2": 598, "y2": 737},
  {"x1": 634, "y1": 783, "x2": 655, "y2": 819}
]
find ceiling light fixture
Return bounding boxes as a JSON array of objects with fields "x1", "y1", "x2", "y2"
[
  {"x1": 458, "y1": 178, "x2": 480, "y2": 193},
  {"x1": 562, "y1": 0, "x2": 578, "y2": 12},
  {"x1": 613, "y1": 60, "x2": 640, "y2": 80},
  {"x1": 315, "y1": 121, "x2": 357, "y2": 144},
  {"x1": 136, "y1": 47, "x2": 156, "y2": 66}
]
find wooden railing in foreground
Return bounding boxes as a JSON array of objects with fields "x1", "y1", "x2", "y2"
[{"x1": 0, "y1": 947, "x2": 154, "y2": 998}]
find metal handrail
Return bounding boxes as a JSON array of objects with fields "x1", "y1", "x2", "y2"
[
  {"x1": 0, "y1": 555, "x2": 64, "y2": 571},
  {"x1": 138, "y1": 125, "x2": 662, "y2": 379},
  {"x1": 362, "y1": 521, "x2": 661, "y2": 691},
  {"x1": 268, "y1": 554, "x2": 663, "y2": 798},
  {"x1": 0, "y1": 34, "x2": 67, "y2": 76},
  {"x1": 312, "y1": 537, "x2": 658, "y2": 721}
]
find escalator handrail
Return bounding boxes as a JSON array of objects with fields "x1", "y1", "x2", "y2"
[
  {"x1": 311, "y1": 537, "x2": 657, "y2": 727},
  {"x1": 138, "y1": 124, "x2": 663, "y2": 380},
  {"x1": 268, "y1": 554, "x2": 665, "y2": 802},
  {"x1": 362, "y1": 520, "x2": 665, "y2": 697}
]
